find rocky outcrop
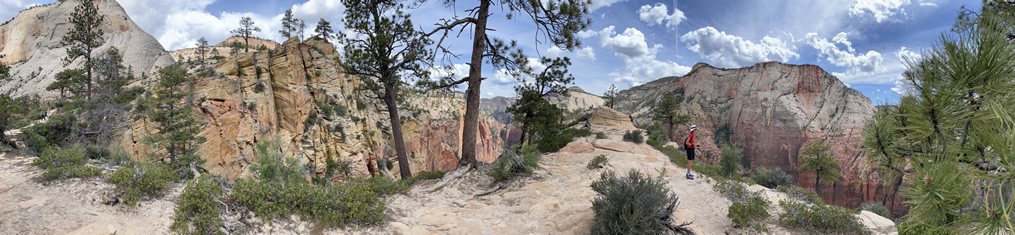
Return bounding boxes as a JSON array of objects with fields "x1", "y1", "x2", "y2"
[
  {"x1": 0, "y1": 0, "x2": 175, "y2": 99},
  {"x1": 118, "y1": 38, "x2": 506, "y2": 179},
  {"x1": 216, "y1": 36, "x2": 280, "y2": 49},
  {"x1": 615, "y1": 62, "x2": 876, "y2": 207},
  {"x1": 545, "y1": 86, "x2": 605, "y2": 115},
  {"x1": 169, "y1": 36, "x2": 281, "y2": 63}
]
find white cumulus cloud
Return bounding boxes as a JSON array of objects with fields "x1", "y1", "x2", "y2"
[
  {"x1": 595, "y1": 26, "x2": 691, "y2": 86},
  {"x1": 679, "y1": 26, "x2": 799, "y2": 68},
  {"x1": 589, "y1": 0, "x2": 628, "y2": 12},
  {"x1": 849, "y1": 0, "x2": 910, "y2": 23},
  {"x1": 637, "y1": 3, "x2": 685, "y2": 30},
  {"x1": 546, "y1": 45, "x2": 596, "y2": 60},
  {"x1": 805, "y1": 32, "x2": 883, "y2": 74}
]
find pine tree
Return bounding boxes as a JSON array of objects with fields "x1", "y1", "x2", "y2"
[
  {"x1": 505, "y1": 57, "x2": 574, "y2": 145},
  {"x1": 230, "y1": 17, "x2": 261, "y2": 52},
  {"x1": 652, "y1": 93, "x2": 690, "y2": 141},
  {"x1": 279, "y1": 9, "x2": 297, "y2": 39},
  {"x1": 0, "y1": 94, "x2": 22, "y2": 148},
  {"x1": 314, "y1": 18, "x2": 334, "y2": 41},
  {"x1": 603, "y1": 84, "x2": 617, "y2": 108},
  {"x1": 0, "y1": 54, "x2": 9, "y2": 82},
  {"x1": 196, "y1": 37, "x2": 209, "y2": 67},
  {"x1": 798, "y1": 142, "x2": 840, "y2": 195},
  {"x1": 93, "y1": 47, "x2": 128, "y2": 102},
  {"x1": 421, "y1": 0, "x2": 591, "y2": 167},
  {"x1": 140, "y1": 64, "x2": 206, "y2": 178},
  {"x1": 48, "y1": 69, "x2": 85, "y2": 99},
  {"x1": 863, "y1": 3, "x2": 1015, "y2": 232},
  {"x1": 61, "y1": 0, "x2": 105, "y2": 100},
  {"x1": 339, "y1": 0, "x2": 433, "y2": 178}
]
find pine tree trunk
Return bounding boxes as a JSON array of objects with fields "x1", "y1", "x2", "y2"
[
  {"x1": 815, "y1": 174, "x2": 821, "y2": 195},
  {"x1": 383, "y1": 80, "x2": 412, "y2": 178},
  {"x1": 459, "y1": 0, "x2": 490, "y2": 167}
]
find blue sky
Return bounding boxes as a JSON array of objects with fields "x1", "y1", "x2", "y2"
[{"x1": 1, "y1": 0, "x2": 981, "y2": 104}]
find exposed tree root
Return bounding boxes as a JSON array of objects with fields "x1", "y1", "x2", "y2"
[
  {"x1": 474, "y1": 182, "x2": 503, "y2": 197},
  {"x1": 421, "y1": 163, "x2": 472, "y2": 193}
]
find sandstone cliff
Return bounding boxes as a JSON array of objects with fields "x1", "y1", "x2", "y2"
[
  {"x1": 0, "y1": 0, "x2": 175, "y2": 99},
  {"x1": 615, "y1": 62, "x2": 878, "y2": 207},
  {"x1": 545, "y1": 86, "x2": 605, "y2": 115},
  {"x1": 119, "y1": 38, "x2": 506, "y2": 180}
]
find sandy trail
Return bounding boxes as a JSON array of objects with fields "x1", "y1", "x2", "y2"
[
  {"x1": 337, "y1": 136, "x2": 768, "y2": 235},
  {"x1": 0, "y1": 152, "x2": 179, "y2": 235}
]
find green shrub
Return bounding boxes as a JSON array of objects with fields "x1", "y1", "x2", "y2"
[
  {"x1": 232, "y1": 179, "x2": 386, "y2": 227},
  {"x1": 356, "y1": 101, "x2": 367, "y2": 110},
  {"x1": 778, "y1": 185, "x2": 824, "y2": 205},
  {"x1": 729, "y1": 196, "x2": 770, "y2": 231},
  {"x1": 31, "y1": 145, "x2": 102, "y2": 181},
  {"x1": 334, "y1": 104, "x2": 348, "y2": 117},
  {"x1": 645, "y1": 121, "x2": 669, "y2": 144},
  {"x1": 535, "y1": 127, "x2": 589, "y2": 153},
  {"x1": 109, "y1": 162, "x2": 178, "y2": 207},
  {"x1": 171, "y1": 176, "x2": 225, "y2": 235},
  {"x1": 751, "y1": 168, "x2": 793, "y2": 189},
  {"x1": 650, "y1": 141, "x2": 687, "y2": 167},
  {"x1": 587, "y1": 155, "x2": 608, "y2": 169},
  {"x1": 590, "y1": 170, "x2": 692, "y2": 235},
  {"x1": 415, "y1": 171, "x2": 446, "y2": 180},
  {"x1": 250, "y1": 136, "x2": 305, "y2": 184},
  {"x1": 363, "y1": 175, "x2": 415, "y2": 195},
  {"x1": 488, "y1": 145, "x2": 540, "y2": 182},
  {"x1": 718, "y1": 144, "x2": 742, "y2": 178},
  {"x1": 315, "y1": 99, "x2": 333, "y2": 117},
  {"x1": 898, "y1": 220, "x2": 952, "y2": 235},
  {"x1": 858, "y1": 202, "x2": 890, "y2": 218},
  {"x1": 113, "y1": 86, "x2": 145, "y2": 104},
  {"x1": 778, "y1": 200, "x2": 868, "y2": 234},
  {"x1": 711, "y1": 177, "x2": 771, "y2": 231},
  {"x1": 595, "y1": 132, "x2": 607, "y2": 139},
  {"x1": 622, "y1": 130, "x2": 643, "y2": 144}
]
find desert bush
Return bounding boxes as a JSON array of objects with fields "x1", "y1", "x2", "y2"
[
  {"x1": 315, "y1": 99, "x2": 333, "y2": 118},
  {"x1": 109, "y1": 162, "x2": 178, "y2": 207},
  {"x1": 898, "y1": 220, "x2": 952, "y2": 235},
  {"x1": 488, "y1": 145, "x2": 540, "y2": 182},
  {"x1": 31, "y1": 145, "x2": 102, "y2": 181},
  {"x1": 729, "y1": 196, "x2": 770, "y2": 231},
  {"x1": 622, "y1": 130, "x2": 643, "y2": 144},
  {"x1": 858, "y1": 202, "x2": 890, "y2": 218},
  {"x1": 587, "y1": 155, "x2": 608, "y2": 169},
  {"x1": 590, "y1": 170, "x2": 692, "y2": 234},
  {"x1": 535, "y1": 127, "x2": 590, "y2": 153},
  {"x1": 718, "y1": 144, "x2": 743, "y2": 178},
  {"x1": 171, "y1": 176, "x2": 225, "y2": 235},
  {"x1": 645, "y1": 121, "x2": 669, "y2": 144},
  {"x1": 233, "y1": 175, "x2": 414, "y2": 228},
  {"x1": 334, "y1": 104, "x2": 348, "y2": 117},
  {"x1": 712, "y1": 177, "x2": 771, "y2": 231},
  {"x1": 751, "y1": 167, "x2": 793, "y2": 189},
  {"x1": 595, "y1": 132, "x2": 607, "y2": 139},
  {"x1": 250, "y1": 136, "x2": 305, "y2": 184},
  {"x1": 778, "y1": 200, "x2": 868, "y2": 234},
  {"x1": 778, "y1": 185, "x2": 824, "y2": 205}
]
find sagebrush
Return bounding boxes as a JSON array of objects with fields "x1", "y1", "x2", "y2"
[{"x1": 590, "y1": 170, "x2": 692, "y2": 235}]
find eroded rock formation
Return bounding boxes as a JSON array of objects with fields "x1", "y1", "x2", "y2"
[
  {"x1": 615, "y1": 62, "x2": 881, "y2": 208},
  {"x1": 119, "y1": 38, "x2": 505, "y2": 179}
]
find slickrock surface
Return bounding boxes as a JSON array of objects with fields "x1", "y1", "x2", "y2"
[{"x1": 0, "y1": 0, "x2": 174, "y2": 99}]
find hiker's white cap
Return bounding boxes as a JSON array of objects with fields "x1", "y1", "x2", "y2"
[{"x1": 690, "y1": 125, "x2": 697, "y2": 131}]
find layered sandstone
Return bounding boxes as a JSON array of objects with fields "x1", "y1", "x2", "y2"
[
  {"x1": 0, "y1": 0, "x2": 175, "y2": 99},
  {"x1": 615, "y1": 62, "x2": 878, "y2": 207},
  {"x1": 119, "y1": 38, "x2": 505, "y2": 179}
]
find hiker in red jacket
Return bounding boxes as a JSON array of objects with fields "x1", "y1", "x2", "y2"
[{"x1": 684, "y1": 125, "x2": 698, "y2": 179}]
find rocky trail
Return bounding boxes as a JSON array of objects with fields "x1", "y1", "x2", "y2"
[{"x1": 0, "y1": 152, "x2": 179, "y2": 234}]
